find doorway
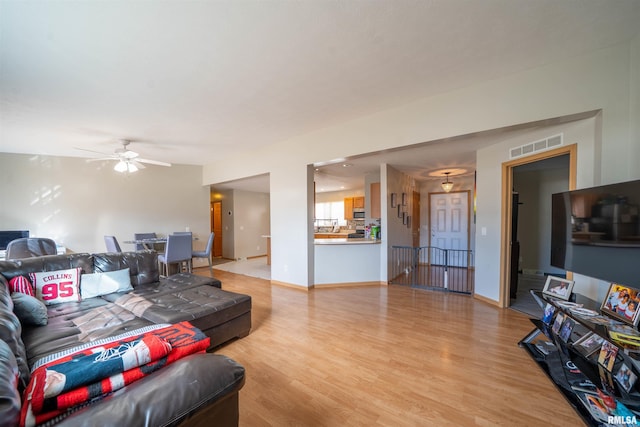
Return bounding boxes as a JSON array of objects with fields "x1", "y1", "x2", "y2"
[
  {"x1": 211, "y1": 201, "x2": 223, "y2": 258},
  {"x1": 500, "y1": 144, "x2": 577, "y2": 309}
]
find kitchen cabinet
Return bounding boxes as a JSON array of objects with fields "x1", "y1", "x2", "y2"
[
  {"x1": 370, "y1": 183, "x2": 381, "y2": 219},
  {"x1": 344, "y1": 197, "x2": 365, "y2": 220},
  {"x1": 344, "y1": 198, "x2": 354, "y2": 220}
]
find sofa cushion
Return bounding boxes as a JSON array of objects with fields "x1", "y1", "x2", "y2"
[
  {"x1": 92, "y1": 251, "x2": 159, "y2": 286},
  {"x1": 0, "y1": 339, "x2": 21, "y2": 427},
  {"x1": 30, "y1": 268, "x2": 82, "y2": 305},
  {"x1": 0, "y1": 253, "x2": 93, "y2": 282},
  {"x1": 0, "y1": 279, "x2": 30, "y2": 388},
  {"x1": 8, "y1": 276, "x2": 34, "y2": 297},
  {"x1": 80, "y1": 268, "x2": 133, "y2": 299},
  {"x1": 11, "y1": 293, "x2": 48, "y2": 326}
]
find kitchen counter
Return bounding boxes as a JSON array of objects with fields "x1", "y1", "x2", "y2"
[
  {"x1": 314, "y1": 232, "x2": 351, "y2": 239},
  {"x1": 314, "y1": 238, "x2": 381, "y2": 245},
  {"x1": 314, "y1": 238, "x2": 383, "y2": 285}
]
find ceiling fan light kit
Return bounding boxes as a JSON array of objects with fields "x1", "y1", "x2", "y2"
[
  {"x1": 114, "y1": 160, "x2": 139, "y2": 173},
  {"x1": 76, "y1": 139, "x2": 172, "y2": 173}
]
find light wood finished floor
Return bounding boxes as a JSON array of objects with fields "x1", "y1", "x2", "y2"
[{"x1": 195, "y1": 268, "x2": 583, "y2": 426}]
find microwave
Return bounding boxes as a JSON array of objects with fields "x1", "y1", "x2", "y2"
[{"x1": 353, "y1": 211, "x2": 365, "y2": 219}]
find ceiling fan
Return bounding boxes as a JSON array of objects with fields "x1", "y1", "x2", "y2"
[{"x1": 77, "y1": 140, "x2": 172, "y2": 173}]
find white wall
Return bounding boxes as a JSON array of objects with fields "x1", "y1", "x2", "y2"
[
  {"x1": 202, "y1": 42, "x2": 638, "y2": 296},
  {"x1": 0, "y1": 153, "x2": 210, "y2": 254},
  {"x1": 232, "y1": 190, "x2": 270, "y2": 259}
]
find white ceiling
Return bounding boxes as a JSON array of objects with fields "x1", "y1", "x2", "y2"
[{"x1": 2, "y1": 1, "x2": 639, "y2": 192}]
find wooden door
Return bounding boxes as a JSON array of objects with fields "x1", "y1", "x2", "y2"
[
  {"x1": 211, "y1": 201, "x2": 223, "y2": 257},
  {"x1": 412, "y1": 191, "x2": 420, "y2": 247},
  {"x1": 429, "y1": 191, "x2": 469, "y2": 266}
]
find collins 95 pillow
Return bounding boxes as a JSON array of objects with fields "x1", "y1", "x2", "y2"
[{"x1": 29, "y1": 268, "x2": 81, "y2": 305}]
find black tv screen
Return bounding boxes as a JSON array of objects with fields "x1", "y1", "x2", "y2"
[
  {"x1": 0, "y1": 230, "x2": 29, "y2": 250},
  {"x1": 551, "y1": 179, "x2": 640, "y2": 288}
]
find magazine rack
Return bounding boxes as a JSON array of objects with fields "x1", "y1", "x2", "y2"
[{"x1": 519, "y1": 290, "x2": 640, "y2": 426}]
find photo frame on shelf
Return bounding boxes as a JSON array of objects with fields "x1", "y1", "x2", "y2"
[
  {"x1": 542, "y1": 303, "x2": 556, "y2": 325},
  {"x1": 615, "y1": 362, "x2": 638, "y2": 393},
  {"x1": 390, "y1": 193, "x2": 397, "y2": 208},
  {"x1": 542, "y1": 275, "x2": 575, "y2": 301},
  {"x1": 552, "y1": 312, "x2": 565, "y2": 335},
  {"x1": 601, "y1": 283, "x2": 640, "y2": 327},
  {"x1": 573, "y1": 332, "x2": 605, "y2": 358},
  {"x1": 597, "y1": 341, "x2": 619, "y2": 372},
  {"x1": 559, "y1": 318, "x2": 575, "y2": 343}
]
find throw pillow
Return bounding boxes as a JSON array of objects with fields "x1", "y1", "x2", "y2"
[
  {"x1": 11, "y1": 292, "x2": 48, "y2": 326},
  {"x1": 80, "y1": 268, "x2": 133, "y2": 299},
  {"x1": 8, "y1": 276, "x2": 34, "y2": 297},
  {"x1": 29, "y1": 268, "x2": 81, "y2": 305}
]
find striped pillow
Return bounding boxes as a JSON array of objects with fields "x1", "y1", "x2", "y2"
[{"x1": 8, "y1": 276, "x2": 34, "y2": 297}]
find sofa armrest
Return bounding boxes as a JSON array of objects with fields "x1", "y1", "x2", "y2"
[{"x1": 57, "y1": 353, "x2": 245, "y2": 427}]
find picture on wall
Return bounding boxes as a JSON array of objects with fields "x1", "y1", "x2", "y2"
[
  {"x1": 601, "y1": 283, "x2": 640, "y2": 327},
  {"x1": 390, "y1": 193, "x2": 397, "y2": 208},
  {"x1": 542, "y1": 275, "x2": 574, "y2": 301}
]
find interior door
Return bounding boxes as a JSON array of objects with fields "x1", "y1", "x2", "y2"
[
  {"x1": 212, "y1": 201, "x2": 222, "y2": 257},
  {"x1": 429, "y1": 191, "x2": 469, "y2": 266},
  {"x1": 412, "y1": 191, "x2": 420, "y2": 247}
]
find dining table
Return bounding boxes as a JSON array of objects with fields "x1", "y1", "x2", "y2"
[{"x1": 122, "y1": 237, "x2": 167, "y2": 250}]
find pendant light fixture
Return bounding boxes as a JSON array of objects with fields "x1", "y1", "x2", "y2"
[{"x1": 441, "y1": 172, "x2": 454, "y2": 192}]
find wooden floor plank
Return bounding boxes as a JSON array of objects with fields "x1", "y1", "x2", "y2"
[{"x1": 196, "y1": 268, "x2": 584, "y2": 426}]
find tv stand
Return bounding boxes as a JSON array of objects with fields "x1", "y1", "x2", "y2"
[{"x1": 520, "y1": 290, "x2": 640, "y2": 426}]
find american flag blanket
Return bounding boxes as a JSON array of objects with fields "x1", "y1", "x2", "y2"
[{"x1": 20, "y1": 321, "x2": 210, "y2": 427}]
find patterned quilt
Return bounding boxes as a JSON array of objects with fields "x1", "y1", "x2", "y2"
[{"x1": 20, "y1": 321, "x2": 210, "y2": 427}]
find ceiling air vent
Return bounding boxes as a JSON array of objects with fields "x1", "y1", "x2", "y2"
[{"x1": 509, "y1": 133, "x2": 563, "y2": 159}]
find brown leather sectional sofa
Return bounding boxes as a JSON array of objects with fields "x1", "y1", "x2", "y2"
[{"x1": 0, "y1": 251, "x2": 251, "y2": 426}]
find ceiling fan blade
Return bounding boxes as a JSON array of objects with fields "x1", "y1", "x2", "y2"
[
  {"x1": 137, "y1": 158, "x2": 172, "y2": 167},
  {"x1": 75, "y1": 147, "x2": 114, "y2": 157},
  {"x1": 131, "y1": 160, "x2": 146, "y2": 169},
  {"x1": 86, "y1": 157, "x2": 116, "y2": 162}
]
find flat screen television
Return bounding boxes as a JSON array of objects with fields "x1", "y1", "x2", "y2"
[
  {"x1": 551, "y1": 179, "x2": 640, "y2": 288},
  {"x1": 0, "y1": 230, "x2": 29, "y2": 250}
]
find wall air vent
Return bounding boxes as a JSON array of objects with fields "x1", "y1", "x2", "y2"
[{"x1": 509, "y1": 133, "x2": 563, "y2": 159}]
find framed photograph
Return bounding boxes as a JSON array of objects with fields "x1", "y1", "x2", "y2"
[
  {"x1": 597, "y1": 341, "x2": 619, "y2": 372},
  {"x1": 390, "y1": 193, "x2": 397, "y2": 208},
  {"x1": 615, "y1": 363, "x2": 638, "y2": 393},
  {"x1": 573, "y1": 332, "x2": 605, "y2": 358},
  {"x1": 559, "y1": 318, "x2": 575, "y2": 343},
  {"x1": 406, "y1": 216, "x2": 411, "y2": 228},
  {"x1": 402, "y1": 212, "x2": 407, "y2": 225},
  {"x1": 601, "y1": 283, "x2": 640, "y2": 327},
  {"x1": 401, "y1": 192, "x2": 407, "y2": 206},
  {"x1": 542, "y1": 275, "x2": 575, "y2": 300},
  {"x1": 397, "y1": 204, "x2": 402, "y2": 218},
  {"x1": 542, "y1": 303, "x2": 556, "y2": 325},
  {"x1": 552, "y1": 312, "x2": 565, "y2": 335}
]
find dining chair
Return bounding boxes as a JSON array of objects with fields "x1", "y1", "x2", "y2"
[
  {"x1": 192, "y1": 232, "x2": 214, "y2": 271},
  {"x1": 104, "y1": 235, "x2": 122, "y2": 253},
  {"x1": 134, "y1": 232, "x2": 157, "y2": 251},
  {"x1": 6, "y1": 238, "x2": 57, "y2": 259},
  {"x1": 157, "y1": 234, "x2": 193, "y2": 277}
]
